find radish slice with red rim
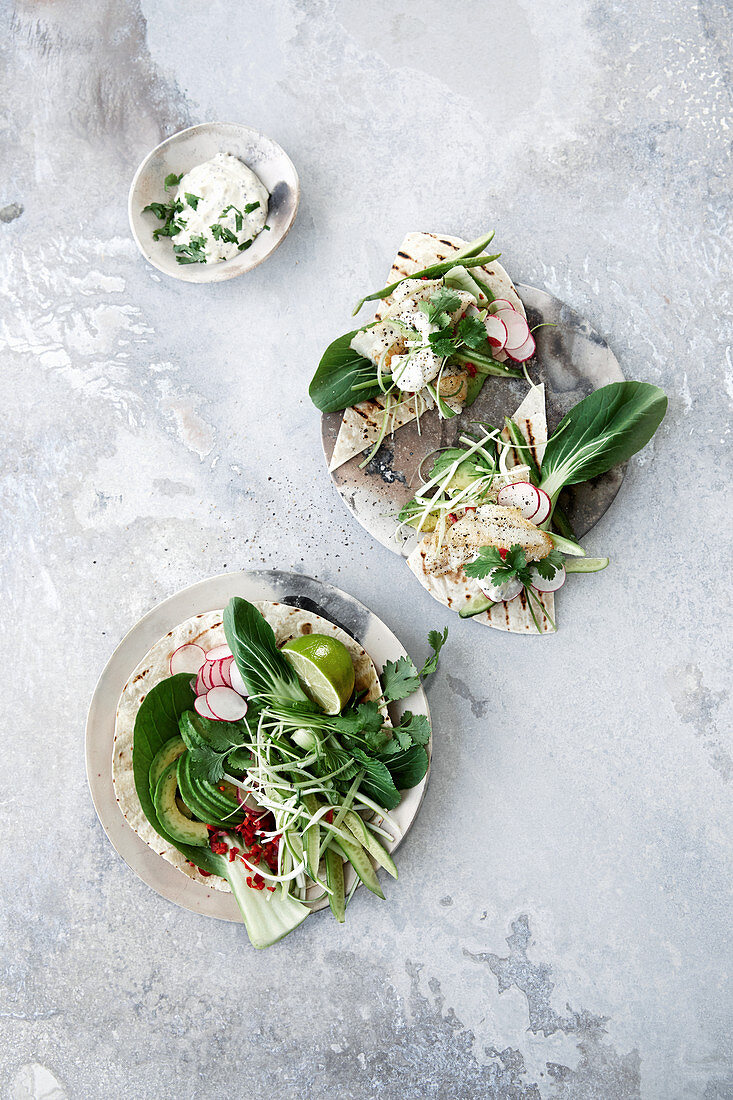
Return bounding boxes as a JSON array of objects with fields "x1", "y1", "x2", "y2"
[
  {"x1": 497, "y1": 481, "x2": 541, "y2": 520},
  {"x1": 530, "y1": 562, "x2": 566, "y2": 592},
  {"x1": 169, "y1": 643, "x2": 206, "y2": 677},
  {"x1": 530, "y1": 487, "x2": 552, "y2": 525},
  {"x1": 195, "y1": 670, "x2": 208, "y2": 696},
  {"x1": 205, "y1": 643, "x2": 232, "y2": 661},
  {"x1": 506, "y1": 332, "x2": 536, "y2": 362},
  {"x1": 476, "y1": 575, "x2": 523, "y2": 603},
  {"x1": 488, "y1": 298, "x2": 518, "y2": 315},
  {"x1": 493, "y1": 308, "x2": 530, "y2": 351},
  {"x1": 194, "y1": 695, "x2": 220, "y2": 721},
  {"x1": 484, "y1": 314, "x2": 507, "y2": 351},
  {"x1": 229, "y1": 663, "x2": 247, "y2": 697},
  {"x1": 206, "y1": 687, "x2": 248, "y2": 722},
  {"x1": 208, "y1": 659, "x2": 230, "y2": 689}
]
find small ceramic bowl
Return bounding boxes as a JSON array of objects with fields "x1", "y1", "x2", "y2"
[{"x1": 128, "y1": 122, "x2": 299, "y2": 283}]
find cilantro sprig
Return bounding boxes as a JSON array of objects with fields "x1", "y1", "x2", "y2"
[
  {"x1": 417, "y1": 286, "x2": 492, "y2": 362},
  {"x1": 464, "y1": 544, "x2": 562, "y2": 631}
]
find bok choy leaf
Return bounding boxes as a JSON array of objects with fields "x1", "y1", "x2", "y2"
[
  {"x1": 539, "y1": 381, "x2": 667, "y2": 506},
  {"x1": 223, "y1": 597, "x2": 311, "y2": 705}
]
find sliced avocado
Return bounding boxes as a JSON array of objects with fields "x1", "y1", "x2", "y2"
[
  {"x1": 177, "y1": 751, "x2": 244, "y2": 828},
  {"x1": 149, "y1": 736, "x2": 187, "y2": 794},
  {"x1": 405, "y1": 511, "x2": 438, "y2": 532},
  {"x1": 459, "y1": 593, "x2": 494, "y2": 619},
  {"x1": 446, "y1": 460, "x2": 481, "y2": 492},
  {"x1": 153, "y1": 761, "x2": 209, "y2": 846}
]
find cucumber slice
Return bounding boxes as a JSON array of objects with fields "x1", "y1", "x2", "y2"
[
  {"x1": 149, "y1": 736, "x2": 186, "y2": 794},
  {"x1": 565, "y1": 556, "x2": 609, "y2": 573},
  {"x1": 325, "y1": 849, "x2": 345, "y2": 923},
  {"x1": 153, "y1": 761, "x2": 209, "y2": 846},
  {"x1": 459, "y1": 594, "x2": 494, "y2": 618}
]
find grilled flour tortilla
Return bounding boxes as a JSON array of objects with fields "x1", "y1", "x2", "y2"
[
  {"x1": 406, "y1": 385, "x2": 556, "y2": 634},
  {"x1": 329, "y1": 231, "x2": 526, "y2": 472},
  {"x1": 112, "y1": 602, "x2": 384, "y2": 891}
]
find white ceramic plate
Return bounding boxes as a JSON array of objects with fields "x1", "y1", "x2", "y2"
[
  {"x1": 128, "y1": 122, "x2": 299, "y2": 283},
  {"x1": 86, "y1": 571, "x2": 431, "y2": 922}
]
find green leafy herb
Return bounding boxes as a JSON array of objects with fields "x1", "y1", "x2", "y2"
[
  {"x1": 220, "y1": 204, "x2": 244, "y2": 231},
  {"x1": 164, "y1": 172, "x2": 183, "y2": 191},
  {"x1": 393, "y1": 710, "x2": 431, "y2": 746},
  {"x1": 419, "y1": 287, "x2": 462, "y2": 327},
  {"x1": 173, "y1": 235, "x2": 207, "y2": 264},
  {"x1": 421, "y1": 628, "x2": 448, "y2": 677},
  {"x1": 184, "y1": 193, "x2": 201, "y2": 209},
  {"x1": 381, "y1": 628, "x2": 447, "y2": 702},
  {"x1": 143, "y1": 198, "x2": 185, "y2": 240},
  {"x1": 533, "y1": 548, "x2": 565, "y2": 580},
  {"x1": 211, "y1": 223, "x2": 239, "y2": 245},
  {"x1": 238, "y1": 239, "x2": 253, "y2": 251},
  {"x1": 380, "y1": 745, "x2": 429, "y2": 790},
  {"x1": 456, "y1": 314, "x2": 489, "y2": 350},
  {"x1": 464, "y1": 544, "x2": 533, "y2": 587},
  {"x1": 244, "y1": 201, "x2": 260, "y2": 214}
]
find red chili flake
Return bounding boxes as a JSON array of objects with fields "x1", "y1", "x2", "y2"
[
  {"x1": 325, "y1": 809, "x2": 334, "y2": 824},
  {"x1": 218, "y1": 785, "x2": 226, "y2": 792},
  {"x1": 198, "y1": 869, "x2": 212, "y2": 877},
  {"x1": 447, "y1": 513, "x2": 457, "y2": 524},
  {"x1": 465, "y1": 362, "x2": 477, "y2": 378},
  {"x1": 246, "y1": 876, "x2": 252, "y2": 887},
  {"x1": 228, "y1": 846, "x2": 239, "y2": 862},
  {"x1": 209, "y1": 839, "x2": 228, "y2": 855},
  {"x1": 499, "y1": 548, "x2": 508, "y2": 560},
  {"x1": 465, "y1": 506, "x2": 476, "y2": 513},
  {"x1": 267, "y1": 886, "x2": 276, "y2": 893}
]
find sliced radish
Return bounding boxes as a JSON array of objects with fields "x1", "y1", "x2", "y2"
[
  {"x1": 530, "y1": 562, "x2": 566, "y2": 592},
  {"x1": 194, "y1": 695, "x2": 219, "y2": 721},
  {"x1": 200, "y1": 662, "x2": 216, "y2": 691},
  {"x1": 530, "y1": 487, "x2": 552, "y2": 525},
  {"x1": 206, "y1": 686, "x2": 248, "y2": 722},
  {"x1": 208, "y1": 662, "x2": 225, "y2": 688},
  {"x1": 476, "y1": 575, "x2": 523, "y2": 603},
  {"x1": 229, "y1": 663, "x2": 247, "y2": 697},
  {"x1": 169, "y1": 643, "x2": 206, "y2": 677},
  {"x1": 497, "y1": 481, "x2": 541, "y2": 520},
  {"x1": 489, "y1": 298, "x2": 518, "y2": 315},
  {"x1": 219, "y1": 655, "x2": 234, "y2": 687},
  {"x1": 195, "y1": 670, "x2": 208, "y2": 696},
  {"x1": 506, "y1": 332, "x2": 536, "y2": 362},
  {"x1": 493, "y1": 308, "x2": 530, "y2": 351},
  {"x1": 205, "y1": 643, "x2": 232, "y2": 661},
  {"x1": 484, "y1": 314, "x2": 507, "y2": 351}
]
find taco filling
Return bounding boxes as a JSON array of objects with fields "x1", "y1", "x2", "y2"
[{"x1": 112, "y1": 597, "x2": 445, "y2": 948}]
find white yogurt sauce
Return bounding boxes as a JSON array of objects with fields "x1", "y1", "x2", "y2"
[{"x1": 173, "y1": 153, "x2": 269, "y2": 264}]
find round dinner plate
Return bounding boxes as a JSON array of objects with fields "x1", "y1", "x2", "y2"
[
  {"x1": 86, "y1": 571, "x2": 430, "y2": 922},
  {"x1": 321, "y1": 285, "x2": 626, "y2": 554}
]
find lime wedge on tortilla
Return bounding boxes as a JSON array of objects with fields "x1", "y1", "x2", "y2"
[{"x1": 282, "y1": 634, "x2": 355, "y2": 715}]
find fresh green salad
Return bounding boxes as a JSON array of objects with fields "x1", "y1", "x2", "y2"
[{"x1": 132, "y1": 597, "x2": 445, "y2": 948}]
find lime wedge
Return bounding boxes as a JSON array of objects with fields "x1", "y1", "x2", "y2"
[{"x1": 282, "y1": 634, "x2": 356, "y2": 715}]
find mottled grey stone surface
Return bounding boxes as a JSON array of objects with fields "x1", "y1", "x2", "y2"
[{"x1": 1, "y1": 2, "x2": 731, "y2": 1098}]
